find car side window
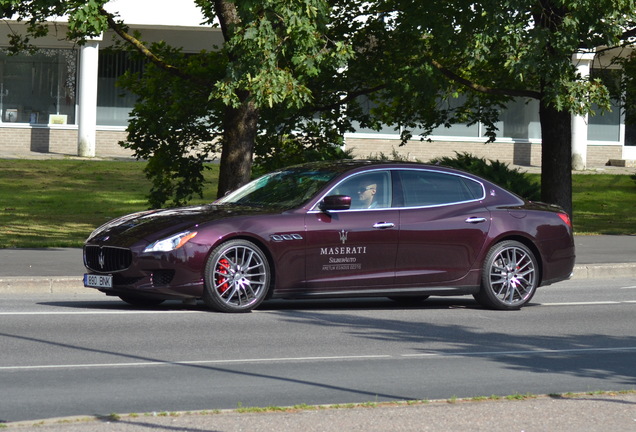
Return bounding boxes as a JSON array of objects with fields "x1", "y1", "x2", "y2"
[
  {"x1": 398, "y1": 170, "x2": 484, "y2": 207},
  {"x1": 333, "y1": 171, "x2": 392, "y2": 210}
]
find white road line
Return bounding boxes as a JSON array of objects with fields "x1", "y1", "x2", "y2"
[
  {"x1": 537, "y1": 301, "x2": 623, "y2": 306},
  {"x1": 2, "y1": 346, "x2": 635, "y2": 372},
  {"x1": 0, "y1": 310, "x2": 204, "y2": 316},
  {"x1": 0, "y1": 355, "x2": 392, "y2": 371},
  {"x1": 402, "y1": 346, "x2": 636, "y2": 358}
]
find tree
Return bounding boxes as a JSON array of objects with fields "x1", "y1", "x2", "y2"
[
  {"x1": 327, "y1": 0, "x2": 636, "y2": 216},
  {"x1": 3, "y1": 1, "x2": 636, "y2": 215},
  {"x1": 0, "y1": 0, "x2": 351, "y2": 206}
]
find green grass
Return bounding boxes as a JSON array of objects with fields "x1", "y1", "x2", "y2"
[
  {"x1": 571, "y1": 174, "x2": 636, "y2": 234},
  {"x1": 0, "y1": 160, "x2": 633, "y2": 248},
  {"x1": 0, "y1": 159, "x2": 218, "y2": 248}
]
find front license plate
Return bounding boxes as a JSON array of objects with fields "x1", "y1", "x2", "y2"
[{"x1": 84, "y1": 274, "x2": 113, "y2": 289}]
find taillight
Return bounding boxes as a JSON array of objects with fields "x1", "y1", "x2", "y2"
[{"x1": 558, "y1": 212, "x2": 572, "y2": 228}]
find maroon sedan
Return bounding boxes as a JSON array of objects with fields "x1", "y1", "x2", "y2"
[{"x1": 83, "y1": 160, "x2": 575, "y2": 312}]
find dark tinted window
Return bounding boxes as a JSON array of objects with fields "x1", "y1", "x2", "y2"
[
  {"x1": 217, "y1": 169, "x2": 338, "y2": 208},
  {"x1": 397, "y1": 170, "x2": 484, "y2": 207},
  {"x1": 330, "y1": 171, "x2": 392, "y2": 209}
]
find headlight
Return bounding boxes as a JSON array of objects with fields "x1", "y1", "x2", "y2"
[{"x1": 144, "y1": 231, "x2": 198, "y2": 253}]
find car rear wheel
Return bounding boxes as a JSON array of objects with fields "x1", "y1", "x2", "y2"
[
  {"x1": 474, "y1": 240, "x2": 539, "y2": 310},
  {"x1": 203, "y1": 239, "x2": 271, "y2": 313}
]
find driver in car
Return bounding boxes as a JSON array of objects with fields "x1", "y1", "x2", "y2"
[{"x1": 357, "y1": 180, "x2": 378, "y2": 209}]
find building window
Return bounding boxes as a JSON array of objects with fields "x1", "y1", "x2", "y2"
[
  {"x1": 352, "y1": 94, "x2": 541, "y2": 140},
  {"x1": 350, "y1": 95, "x2": 400, "y2": 135},
  {"x1": 489, "y1": 98, "x2": 541, "y2": 140},
  {"x1": 588, "y1": 69, "x2": 621, "y2": 142},
  {"x1": 0, "y1": 49, "x2": 77, "y2": 124},
  {"x1": 97, "y1": 50, "x2": 144, "y2": 127}
]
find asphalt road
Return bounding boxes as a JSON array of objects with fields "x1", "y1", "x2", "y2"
[{"x1": 1, "y1": 277, "x2": 635, "y2": 430}]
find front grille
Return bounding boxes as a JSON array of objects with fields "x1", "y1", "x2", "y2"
[{"x1": 85, "y1": 246, "x2": 132, "y2": 272}]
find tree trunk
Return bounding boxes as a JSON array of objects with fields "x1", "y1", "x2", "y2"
[
  {"x1": 539, "y1": 99, "x2": 573, "y2": 217},
  {"x1": 216, "y1": 99, "x2": 260, "y2": 198}
]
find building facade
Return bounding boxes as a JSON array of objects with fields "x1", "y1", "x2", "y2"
[{"x1": 1, "y1": 1, "x2": 634, "y2": 167}]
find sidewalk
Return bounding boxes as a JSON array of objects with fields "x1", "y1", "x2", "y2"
[
  {"x1": 0, "y1": 235, "x2": 635, "y2": 294},
  {"x1": 6, "y1": 391, "x2": 636, "y2": 431}
]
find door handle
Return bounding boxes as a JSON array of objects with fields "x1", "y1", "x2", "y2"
[
  {"x1": 373, "y1": 222, "x2": 395, "y2": 229},
  {"x1": 465, "y1": 217, "x2": 487, "y2": 224}
]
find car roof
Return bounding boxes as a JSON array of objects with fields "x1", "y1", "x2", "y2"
[{"x1": 285, "y1": 159, "x2": 476, "y2": 179}]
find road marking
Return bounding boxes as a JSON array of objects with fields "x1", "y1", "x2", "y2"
[
  {"x1": 402, "y1": 346, "x2": 636, "y2": 358},
  {"x1": 0, "y1": 355, "x2": 392, "y2": 371},
  {"x1": 537, "y1": 301, "x2": 628, "y2": 306},
  {"x1": 0, "y1": 310, "x2": 204, "y2": 316},
  {"x1": 2, "y1": 346, "x2": 636, "y2": 372}
]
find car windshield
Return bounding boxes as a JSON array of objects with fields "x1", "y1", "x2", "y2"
[{"x1": 216, "y1": 168, "x2": 339, "y2": 208}]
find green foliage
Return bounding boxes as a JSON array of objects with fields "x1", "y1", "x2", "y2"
[
  {"x1": 252, "y1": 134, "x2": 352, "y2": 178},
  {"x1": 116, "y1": 44, "x2": 224, "y2": 208},
  {"x1": 212, "y1": 0, "x2": 352, "y2": 110},
  {"x1": 429, "y1": 152, "x2": 541, "y2": 201},
  {"x1": 333, "y1": 0, "x2": 636, "y2": 135},
  {"x1": 0, "y1": 0, "x2": 109, "y2": 48},
  {"x1": 2, "y1": 0, "x2": 636, "y2": 213},
  {"x1": 0, "y1": 0, "x2": 353, "y2": 207}
]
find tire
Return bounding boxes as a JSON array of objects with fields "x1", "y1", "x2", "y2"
[
  {"x1": 118, "y1": 294, "x2": 165, "y2": 307},
  {"x1": 203, "y1": 239, "x2": 271, "y2": 313},
  {"x1": 474, "y1": 240, "x2": 539, "y2": 310}
]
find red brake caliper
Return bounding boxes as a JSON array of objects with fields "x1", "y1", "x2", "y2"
[{"x1": 216, "y1": 258, "x2": 231, "y2": 293}]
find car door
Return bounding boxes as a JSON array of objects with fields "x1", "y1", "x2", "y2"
[
  {"x1": 394, "y1": 169, "x2": 491, "y2": 286},
  {"x1": 303, "y1": 170, "x2": 399, "y2": 293}
]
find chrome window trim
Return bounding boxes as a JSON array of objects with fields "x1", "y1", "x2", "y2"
[
  {"x1": 308, "y1": 168, "x2": 392, "y2": 213},
  {"x1": 308, "y1": 167, "x2": 486, "y2": 213}
]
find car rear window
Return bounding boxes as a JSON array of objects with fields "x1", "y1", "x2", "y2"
[{"x1": 397, "y1": 170, "x2": 484, "y2": 207}]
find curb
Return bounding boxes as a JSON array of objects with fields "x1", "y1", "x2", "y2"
[
  {"x1": 1, "y1": 263, "x2": 635, "y2": 295},
  {"x1": 571, "y1": 262, "x2": 636, "y2": 280},
  {"x1": 0, "y1": 276, "x2": 85, "y2": 294}
]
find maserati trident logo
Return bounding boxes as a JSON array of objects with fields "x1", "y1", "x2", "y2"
[
  {"x1": 339, "y1": 229, "x2": 348, "y2": 244},
  {"x1": 98, "y1": 251, "x2": 105, "y2": 270}
]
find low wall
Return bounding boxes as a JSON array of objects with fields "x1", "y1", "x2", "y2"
[
  {"x1": 0, "y1": 125, "x2": 133, "y2": 158},
  {"x1": 345, "y1": 137, "x2": 622, "y2": 167},
  {"x1": 0, "y1": 125, "x2": 624, "y2": 167}
]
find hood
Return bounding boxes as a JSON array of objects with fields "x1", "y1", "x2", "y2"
[{"x1": 86, "y1": 204, "x2": 280, "y2": 247}]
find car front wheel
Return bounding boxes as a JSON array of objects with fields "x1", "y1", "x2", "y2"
[
  {"x1": 203, "y1": 239, "x2": 271, "y2": 313},
  {"x1": 474, "y1": 240, "x2": 539, "y2": 310}
]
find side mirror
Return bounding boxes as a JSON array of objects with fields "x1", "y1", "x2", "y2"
[{"x1": 319, "y1": 195, "x2": 351, "y2": 211}]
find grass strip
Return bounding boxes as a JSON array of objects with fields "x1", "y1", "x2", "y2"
[{"x1": 0, "y1": 160, "x2": 633, "y2": 248}]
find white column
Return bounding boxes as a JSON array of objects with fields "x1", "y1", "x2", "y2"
[
  {"x1": 571, "y1": 51, "x2": 595, "y2": 171},
  {"x1": 77, "y1": 36, "x2": 102, "y2": 157}
]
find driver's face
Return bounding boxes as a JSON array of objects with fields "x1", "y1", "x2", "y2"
[{"x1": 357, "y1": 183, "x2": 376, "y2": 206}]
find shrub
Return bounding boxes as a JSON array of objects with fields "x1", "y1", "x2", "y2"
[{"x1": 429, "y1": 152, "x2": 541, "y2": 201}]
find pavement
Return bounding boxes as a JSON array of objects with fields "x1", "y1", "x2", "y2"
[
  {"x1": 1, "y1": 152, "x2": 635, "y2": 430},
  {"x1": 1, "y1": 236, "x2": 635, "y2": 432}
]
